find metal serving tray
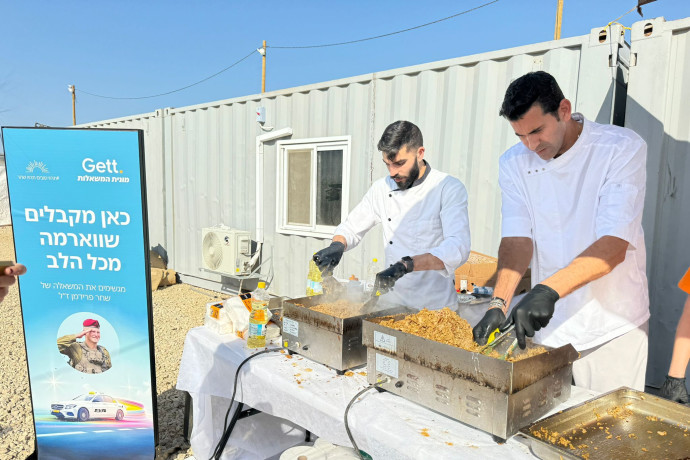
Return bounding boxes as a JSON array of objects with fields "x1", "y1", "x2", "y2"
[
  {"x1": 519, "y1": 387, "x2": 690, "y2": 459},
  {"x1": 362, "y1": 313, "x2": 579, "y2": 440},
  {"x1": 281, "y1": 294, "x2": 407, "y2": 373}
]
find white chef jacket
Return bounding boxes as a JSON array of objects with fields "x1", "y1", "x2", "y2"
[
  {"x1": 500, "y1": 113, "x2": 650, "y2": 351},
  {"x1": 334, "y1": 165, "x2": 470, "y2": 309}
]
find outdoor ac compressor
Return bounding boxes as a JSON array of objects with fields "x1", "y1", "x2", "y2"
[{"x1": 201, "y1": 227, "x2": 252, "y2": 276}]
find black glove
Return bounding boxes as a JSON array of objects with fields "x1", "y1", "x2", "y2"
[
  {"x1": 500, "y1": 284, "x2": 560, "y2": 349},
  {"x1": 472, "y1": 308, "x2": 506, "y2": 346},
  {"x1": 373, "y1": 262, "x2": 409, "y2": 294},
  {"x1": 313, "y1": 242, "x2": 345, "y2": 275},
  {"x1": 659, "y1": 375, "x2": 689, "y2": 405}
]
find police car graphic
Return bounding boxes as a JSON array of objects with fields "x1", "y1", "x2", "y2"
[{"x1": 50, "y1": 392, "x2": 126, "y2": 422}]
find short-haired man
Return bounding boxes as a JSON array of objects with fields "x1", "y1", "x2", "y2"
[
  {"x1": 473, "y1": 71, "x2": 650, "y2": 392},
  {"x1": 313, "y1": 120, "x2": 470, "y2": 309},
  {"x1": 58, "y1": 319, "x2": 112, "y2": 374}
]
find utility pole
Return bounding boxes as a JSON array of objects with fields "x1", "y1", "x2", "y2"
[
  {"x1": 68, "y1": 85, "x2": 76, "y2": 125},
  {"x1": 554, "y1": 0, "x2": 564, "y2": 40},
  {"x1": 261, "y1": 40, "x2": 267, "y2": 93}
]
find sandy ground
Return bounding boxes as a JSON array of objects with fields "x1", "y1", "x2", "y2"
[{"x1": 0, "y1": 226, "x2": 228, "y2": 459}]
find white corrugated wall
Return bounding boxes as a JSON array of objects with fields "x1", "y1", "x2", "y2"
[
  {"x1": 625, "y1": 16, "x2": 690, "y2": 391},
  {"x1": 80, "y1": 111, "x2": 168, "y2": 259},
  {"x1": 79, "y1": 24, "x2": 629, "y2": 299}
]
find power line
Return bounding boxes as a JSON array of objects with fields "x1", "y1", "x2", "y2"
[
  {"x1": 269, "y1": 0, "x2": 500, "y2": 49},
  {"x1": 76, "y1": 49, "x2": 256, "y2": 100},
  {"x1": 75, "y1": 1, "x2": 499, "y2": 100}
]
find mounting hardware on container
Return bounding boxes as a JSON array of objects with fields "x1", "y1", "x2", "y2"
[{"x1": 256, "y1": 106, "x2": 266, "y2": 124}]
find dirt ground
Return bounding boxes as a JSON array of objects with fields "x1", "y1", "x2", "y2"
[{"x1": 0, "y1": 225, "x2": 228, "y2": 459}]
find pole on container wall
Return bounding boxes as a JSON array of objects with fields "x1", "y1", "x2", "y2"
[
  {"x1": 262, "y1": 40, "x2": 266, "y2": 93},
  {"x1": 68, "y1": 84, "x2": 76, "y2": 125},
  {"x1": 554, "y1": 0, "x2": 564, "y2": 40}
]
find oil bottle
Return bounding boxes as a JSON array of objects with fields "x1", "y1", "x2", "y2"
[{"x1": 247, "y1": 282, "x2": 272, "y2": 349}]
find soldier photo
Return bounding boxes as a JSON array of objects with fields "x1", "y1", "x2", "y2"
[{"x1": 57, "y1": 318, "x2": 112, "y2": 374}]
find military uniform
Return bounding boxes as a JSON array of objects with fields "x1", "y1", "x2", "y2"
[{"x1": 57, "y1": 334, "x2": 112, "y2": 374}]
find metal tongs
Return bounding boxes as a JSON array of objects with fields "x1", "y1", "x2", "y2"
[
  {"x1": 479, "y1": 324, "x2": 517, "y2": 360},
  {"x1": 321, "y1": 273, "x2": 344, "y2": 300},
  {"x1": 359, "y1": 291, "x2": 380, "y2": 314}
]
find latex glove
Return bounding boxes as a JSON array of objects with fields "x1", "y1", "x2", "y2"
[
  {"x1": 472, "y1": 308, "x2": 506, "y2": 346},
  {"x1": 313, "y1": 242, "x2": 345, "y2": 276},
  {"x1": 373, "y1": 262, "x2": 408, "y2": 295},
  {"x1": 500, "y1": 284, "x2": 560, "y2": 349},
  {"x1": 659, "y1": 375, "x2": 689, "y2": 405}
]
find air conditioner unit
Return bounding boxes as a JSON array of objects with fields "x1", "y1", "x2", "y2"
[{"x1": 201, "y1": 227, "x2": 252, "y2": 276}]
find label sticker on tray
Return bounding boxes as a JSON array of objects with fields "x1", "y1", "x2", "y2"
[
  {"x1": 376, "y1": 353, "x2": 398, "y2": 379},
  {"x1": 282, "y1": 317, "x2": 299, "y2": 337},
  {"x1": 374, "y1": 331, "x2": 396, "y2": 353}
]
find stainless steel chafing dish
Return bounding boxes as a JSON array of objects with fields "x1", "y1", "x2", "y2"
[
  {"x1": 363, "y1": 312, "x2": 580, "y2": 440},
  {"x1": 281, "y1": 294, "x2": 407, "y2": 373}
]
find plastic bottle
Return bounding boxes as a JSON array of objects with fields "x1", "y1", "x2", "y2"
[
  {"x1": 306, "y1": 258, "x2": 323, "y2": 296},
  {"x1": 472, "y1": 286, "x2": 494, "y2": 296},
  {"x1": 247, "y1": 282, "x2": 272, "y2": 349},
  {"x1": 366, "y1": 258, "x2": 381, "y2": 293}
]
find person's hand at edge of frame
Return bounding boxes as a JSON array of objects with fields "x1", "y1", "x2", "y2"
[{"x1": 0, "y1": 263, "x2": 27, "y2": 303}]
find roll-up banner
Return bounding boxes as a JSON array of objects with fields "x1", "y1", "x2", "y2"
[{"x1": 1, "y1": 127, "x2": 157, "y2": 459}]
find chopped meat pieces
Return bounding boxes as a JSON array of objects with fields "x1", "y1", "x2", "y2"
[
  {"x1": 607, "y1": 404, "x2": 634, "y2": 420},
  {"x1": 308, "y1": 300, "x2": 365, "y2": 318},
  {"x1": 379, "y1": 308, "x2": 545, "y2": 360},
  {"x1": 379, "y1": 308, "x2": 479, "y2": 351}
]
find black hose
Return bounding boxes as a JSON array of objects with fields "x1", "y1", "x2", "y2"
[
  {"x1": 344, "y1": 383, "x2": 383, "y2": 460},
  {"x1": 210, "y1": 348, "x2": 278, "y2": 460}
]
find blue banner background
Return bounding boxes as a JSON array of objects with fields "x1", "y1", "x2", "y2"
[{"x1": 2, "y1": 128, "x2": 156, "y2": 459}]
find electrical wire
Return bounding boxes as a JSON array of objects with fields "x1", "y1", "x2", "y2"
[
  {"x1": 607, "y1": 4, "x2": 639, "y2": 27},
  {"x1": 77, "y1": 49, "x2": 256, "y2": 100},
  {"x1": 73, "y1": 2, "x2": 498, "y2": 101},
  {"x1": 269, "y1": 0, "x2": 499, "y2": 49},
  {"x1": 209, "y1": 348, "x2": 278, "y2": 460},
  {"x1": 344, "y1": 380, "x2": 387, "y2": 460}
]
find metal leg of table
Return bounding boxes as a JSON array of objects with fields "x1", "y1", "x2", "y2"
[
  {"x1": 183, "y1": 391, "x2": 193, "y2": 443},
  {"x1": 182, "y1": 390, "x2": 264, "y2": 447}
]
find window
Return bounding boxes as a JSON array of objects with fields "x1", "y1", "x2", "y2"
[{"x1": 277, "y1": 137, "x2": 350, "y2": 237}]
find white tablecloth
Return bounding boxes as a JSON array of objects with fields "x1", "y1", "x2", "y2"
[{"x1": 176, "y1": 327, "x2": 599, "y2": 459}]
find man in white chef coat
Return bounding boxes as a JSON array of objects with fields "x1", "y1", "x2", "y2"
[
  {"x1": 313, "y1": 120, "x2": 470, "y2": 310},
  {"x1": 473, "y1": 71, "x2": 650, "y2": 392}
]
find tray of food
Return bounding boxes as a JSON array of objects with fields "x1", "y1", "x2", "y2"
[
  {"x1": 519, "y1": 387, "x2": 690, "y2": 459},
  {"x1": 363, "y1": 308, "x2": 580, "y2": 439},
  {"x1": 281, "y1": 294, "x2": 408, "y2": 372}
]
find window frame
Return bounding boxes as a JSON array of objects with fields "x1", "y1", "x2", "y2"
[{"x1": 276, "y1": 136, "x2": 351, "y2": 238}]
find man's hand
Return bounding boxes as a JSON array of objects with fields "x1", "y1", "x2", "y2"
[
  {"x1": 76, "y1": 329, "x2": 88, "y2": 339},
  {"x1": 76, "y1": 327, "x2": 98, "y2": 339},
  {"x1": 500, "y1": 284, "x2": 560, "y2": 349},
  {"x1": 659, "y1": 376, "x2": 689, "y2": 405},
  {"x1": 313, "y1": 242, "x2": 346, "y2": 275},
  {"x1": 472, "y1": 308, "x2": 506, "y2": 346},
  {"x1": 373, "y1": 262, "x2": 408, "y2": 294},
  {"x1": 0, "y1": 263, "x2": 27, "y2": 303}
]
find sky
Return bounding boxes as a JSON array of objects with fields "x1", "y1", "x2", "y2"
[{"x1": 1, "y1": 0, "x2": 688, "y2": 135}]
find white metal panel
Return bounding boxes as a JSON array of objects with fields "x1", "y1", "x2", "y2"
[
  {"x1": 625, "y1": 16, "x2": 690, "y2": 389},
  {"x1": 77, "y1": 111, "x2": 167, "y2": 253},
  {"x1": 80, "y1": 24, "x2": 628, "y2": 301}
]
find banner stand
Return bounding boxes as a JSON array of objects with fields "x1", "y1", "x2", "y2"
[{"x1": 2, "y1": 127, "x2": 158, "y2": 460}]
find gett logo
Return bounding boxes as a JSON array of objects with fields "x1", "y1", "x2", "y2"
[{"x1": 82, "y1": 158, "x2": 123, "y2": 174}]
